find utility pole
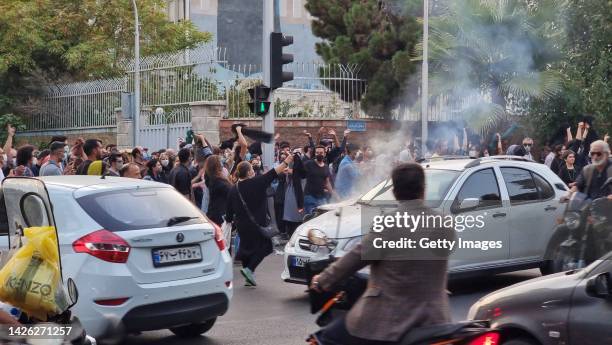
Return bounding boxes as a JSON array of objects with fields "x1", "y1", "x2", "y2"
[
  {"x1": 262, "y1": 0, "x2": 275, "y2": 169},
  {"x1": 132, "y1": 0, "x2": 141, "y2": 147},
  {"x1": 421, "y1": 0, "x2": 429, "y2": 157}
]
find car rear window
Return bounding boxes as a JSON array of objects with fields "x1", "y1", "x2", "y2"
[{"x1": 76, "y1": 187, "x2": 207, "y2": 231}]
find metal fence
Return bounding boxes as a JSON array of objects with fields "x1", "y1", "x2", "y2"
[
  {"x1": 25, "y1": 79, "x2": 124, "y2": 130},
  {"x1": 224, "y1": 63, "x2": 368, "y2": 119}
]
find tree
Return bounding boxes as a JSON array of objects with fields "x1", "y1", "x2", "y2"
[
  {"x1": 422, "y1": 0, "x2": 565, "y2": 133},
  {"x1": 523, "y1": 0, "x2": 611, "y2": 144},
  {"x1": 0, "y1": 0, "x2": 211, "y2": 116},
  {"x1": 305, "y1": 0, "x2": 422, "y2": 116}
]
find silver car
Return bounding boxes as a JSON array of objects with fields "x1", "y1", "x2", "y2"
[{"x1": 282, "y1": 156, "x2": 568, "y2": 284}]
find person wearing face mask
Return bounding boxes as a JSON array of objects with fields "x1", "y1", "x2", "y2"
[
  {"x1": 40, "y1": 142, "x2": 66, "y2": 176},
  {"x1": 522, "y1": 137, "x2": 534, "y2": 161},
  {"x1": 572, "y1": 140, "x2": 612, "y2": 200},
  {"x1": 295, "y1": 145, "x2": 335, "y2": 216},
  {"x1": 104, "y1": 153, "x2": 123, "y2": 177},
  {"x1": 250, "y1": 156, "x2": 263, "y2": 176},
  {"x1": 169, "y1": 148, "x2": 193, "y2": 198}
]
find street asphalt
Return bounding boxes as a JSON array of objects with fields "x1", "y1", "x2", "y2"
[{"x1": 124, "y1": 253, "x2": 540, "y2": 345}]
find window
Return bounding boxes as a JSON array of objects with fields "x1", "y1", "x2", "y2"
[
  {"x1": 501, "y1": 168, "x2": 539, "y2": 203},
  {"x1": 358, "y1": 169, "x2": 460, "y2": 207},
  {"x1": 293, "y1": 0, "x2": 302, "y2": 18},
  {"x1": 533, "y1": 172, "x2": 555, "y2": 200},
  {"x1": 77, "y1": 188, "x2": 207, "y2": 232},
  {"x1": 454, "y1": 168, "x2": 502, "y2": 210}
]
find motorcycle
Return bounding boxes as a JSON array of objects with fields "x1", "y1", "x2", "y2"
[
  {"x1": 304, "y1": 258, "x2": 502, "y2": 345},
  {"x1": 551, "y1": 177, "x2": 612, "y2": 272}
]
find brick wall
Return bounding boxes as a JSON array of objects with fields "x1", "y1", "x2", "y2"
[{"x1": 219, "y1": 118, "x2": 407, "y2": 148}]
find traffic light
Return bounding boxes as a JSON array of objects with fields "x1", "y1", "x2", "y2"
[
  {"x1": 248, "y1": 85, "x2": 271, "y2": 116},
  {"x1": 270, "y1": 32, "x2": 294, "y2": 90}
]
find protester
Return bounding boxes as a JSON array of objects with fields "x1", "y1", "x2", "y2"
[
  {"x1": 335, "y1": 143, "x2": 361, "y2": 199},
  {"x1": 169, "y1": 148, "x2": 192, "y2": 198},
  {"x1": 11, "y1": 145, "x2": 35, "y2": 177},
  {"x1": 143, "y1": 159, "x2": 164, "y2": 182},
  {"x1": 104, "y1": 153, "x2": 123, "y2": 177},
  {"x1": 39, "y1": 142, "x2": 66, "y2": 176},
  {"x1": 120, "y1": 163, "x2": 142, "y2": 179},
  {"x1": 204, "y1": 155, "x2": 231, "y2": 226},
  {"x1": 558, "y1": 150, "x2": 581, "y2": 186},
  {"x1": 76, "y1": 139, "x2": 105, "y2": 175},
  {"x1": 550, "y1": 144, "x2": 565, "y2": 175},
  {"x1": 274, "y1": 152, "x2": 304, "y2": 239},
  {"x1": 295, "y1": 145, "x2": 335, "y2": 216},
  {"x1": 225, "y1": 154, "x2": 294, "y2": 287}
]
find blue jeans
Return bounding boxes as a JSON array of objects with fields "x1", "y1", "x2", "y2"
[{"x1": 304, "y1": 195, "x2": 328, "y2": 216}]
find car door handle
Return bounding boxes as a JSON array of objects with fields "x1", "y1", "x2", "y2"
[
  {"x1": 492, "y1": 212, "x2": 506, "y2": 218},
  {"x1": 545, "y1": 206, "x2": 557, "y2": 211}
]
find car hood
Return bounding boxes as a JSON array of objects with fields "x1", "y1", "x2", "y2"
[
  {"x1": 316, "y1": 198, "x2": 359, "y2": 211},
  {"x1": 474, "y1": 270, "x2": 584, "y2": 314},
  {"x1": 295, "y1": 204, "x2": 363, "y2": 239}
]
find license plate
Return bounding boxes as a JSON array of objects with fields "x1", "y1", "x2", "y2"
[
  {"x1": 291, "y1": 256, "x2": 310, "y2": 268},
  {"x1": 152, "y1": 245, "x2": 203, "y2": 267}
]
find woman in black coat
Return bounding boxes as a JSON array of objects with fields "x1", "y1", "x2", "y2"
[
  {"x1": 274, "y1": 153, "x2": 304, "y2": 238},
  {"x1": 204, "y1": 155, "x2": 232, "y2": 226}
]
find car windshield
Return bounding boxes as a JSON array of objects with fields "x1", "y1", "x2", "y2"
[
  {"x1": 76, "y1": 187, "x2": 207, "y2": 231},
  {"x1": 358, "y1": 169, "x2": 460, "y2": 207}
]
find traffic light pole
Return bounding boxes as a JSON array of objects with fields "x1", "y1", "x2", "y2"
[{"x1": 262, "y1": 0, "x2": 275, "y2": 170}]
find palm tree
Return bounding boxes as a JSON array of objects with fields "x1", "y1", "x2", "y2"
[{"x1": 416, "y1": 0, "x2": 565, "y2": 133}]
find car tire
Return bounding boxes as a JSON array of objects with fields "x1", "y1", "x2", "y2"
[
  {"x1": 541, "y1": 227, "x2": 569, "y2": 275},
  {"x1": 170, "y1": 318, "x2": 217, "y2": 338},
  {"x1": 503, "y1": 337, "x2": 539, "y2": 345}
]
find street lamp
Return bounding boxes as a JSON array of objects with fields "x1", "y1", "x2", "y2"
[
  {"x1": 131, "y1": 0, "x2": 141, "y2": 147},
  {"x1": 421, "y1": 0, "x2": 429, "y2": 157}
]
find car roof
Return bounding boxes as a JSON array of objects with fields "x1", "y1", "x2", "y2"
[
  {"x1": 422, "y1": 156, "x2": 547, "y2": 172},
  {"x1": 38, "y1": 176, "x2": 169, "y2": 196}
]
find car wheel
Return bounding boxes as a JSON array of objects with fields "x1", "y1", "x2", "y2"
[
  {"x1": 541, "y1": 228, "x2": 570, "y2": 275},
  {"x1": 170, "y1": 318, "x2": 217, "y2": 338},
  {"x1": 503, "y1": 337, "x2": 539, "y2": 345}
]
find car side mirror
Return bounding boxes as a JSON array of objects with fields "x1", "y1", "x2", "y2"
[
  {"x1": 459, "y1": 198, "x2": 480, "y2": 210},
  {"x1": 586, "y1": 272, "x2": 612, "y2": 299}
]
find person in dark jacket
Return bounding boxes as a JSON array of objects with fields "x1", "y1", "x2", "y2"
[
  {"x1": 558, "y1": 150, "x2": 581, "y2": 186},
  {"x1": 226, "y1": 155, "x2": 294, "y2": 287},
  {"x1": 143, "y1": 159, "x2": 165, "y2": 183},
  {"x1": 274, "y1": 153, "x2": 305, "y2": 238},
  {"x1": 204, "y1": 155, "x2": 232, "y2": 226}
]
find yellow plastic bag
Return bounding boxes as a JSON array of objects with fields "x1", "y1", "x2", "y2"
[{"x1": 0, "y1": 226, "x2": 68, "y2": 320}]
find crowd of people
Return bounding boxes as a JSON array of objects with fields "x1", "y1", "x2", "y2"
[{"x1": 0, "y1": 117, "x2": 609, "y2": 287}]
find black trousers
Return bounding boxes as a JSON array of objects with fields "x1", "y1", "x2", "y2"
[
  {"x1": 284, "y1": 221, "x2": 301, "y2": 238},
  {"x1": 316, "y1": 316, "x2": 395, "y2": 345},
  {"x1": 239, "y1": 237, "x2": 272, "y2": 273}
]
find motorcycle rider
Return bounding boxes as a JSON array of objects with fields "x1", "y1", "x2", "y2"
[
  {"x1": 571, "y1": 140, "x2": 612, "y2": 200},
  {"x1": 310, "y1": 163, "x2": 455, "y2": 345}
]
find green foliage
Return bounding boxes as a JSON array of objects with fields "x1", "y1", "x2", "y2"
[
  {"x1": 305, "y1": 0, "x2": 421, "y2": 117},
  {"x1": 525, "y1": 0, "x2": 611, "y2": 143},
  {"x1": 0, "y1": 0, "x2": 211, "y2": 119},
  {"x1": 0, "y1": 114, "x2": 27, "y2": 144}
]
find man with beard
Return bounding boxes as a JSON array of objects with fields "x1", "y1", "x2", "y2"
[
  {"x1": 76, "y1": 139, "x2": 105, "y2": 175},
  {"x1": 573, "y1": 140, "x2": 612, "y2": 200}
]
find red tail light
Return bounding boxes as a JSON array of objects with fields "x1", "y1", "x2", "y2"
[
  {"x1": 94, "y1": 297, "x2": 130, "y2": 306},
  {"x1": 468, "y1": 332, "x2": 500, "y2": 345},
  {"x1": 211, "y1": 221, "x2": 226, "y2": 251},
  {"x1": 73, "y1": 230, "x2": 131, "y2": 263}
]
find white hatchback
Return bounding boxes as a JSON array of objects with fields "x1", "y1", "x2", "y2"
[{"x1": 0, "y1": 176, "x2": 233, "y2": 340}]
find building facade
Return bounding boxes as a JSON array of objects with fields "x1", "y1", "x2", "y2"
[{"x1": 167, "y1": 0, "x2": 322, "y2": 66}]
